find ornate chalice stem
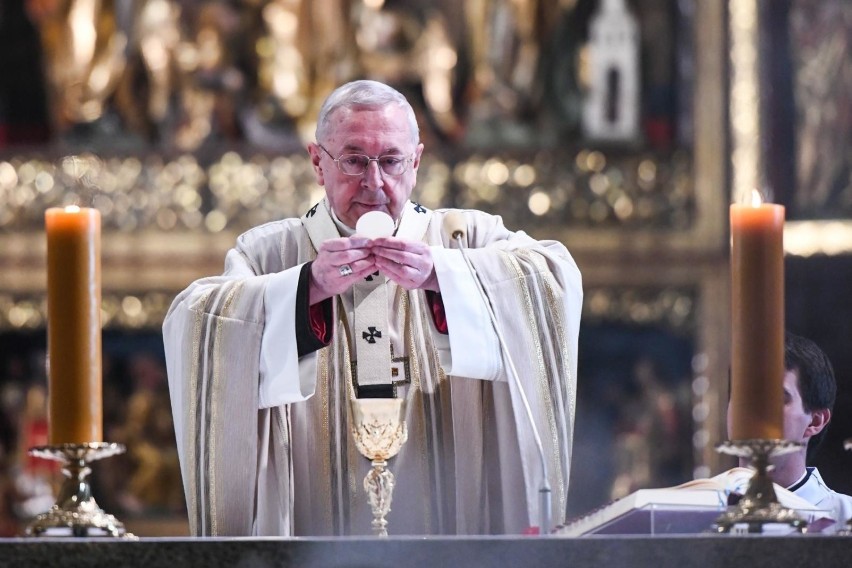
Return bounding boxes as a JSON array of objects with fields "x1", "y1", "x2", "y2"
[
  {"x1": 365, "y1": 459, "x2": 395, "y2": 537},
  {"x1": 351, "y1": 399, "x2": 408, "y2": 537}
]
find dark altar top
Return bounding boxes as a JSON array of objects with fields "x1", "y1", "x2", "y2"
[{"x1": 0, "y1": 535, "x2": 849, "y2": 568}]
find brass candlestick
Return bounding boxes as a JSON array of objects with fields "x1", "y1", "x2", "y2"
[
  {"x1": 714, "y1": 439, "x2": 807, "y2": 534},
  {"x1": 25, "y1": 443, "x2": 131, "y2": 538},
  {"x1": 351, "y1": 399, "x2": 408, "y2": 537}
]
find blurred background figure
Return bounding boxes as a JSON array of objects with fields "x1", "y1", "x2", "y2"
[
  {"x1": 99, "y1": 352, "x2": 183, "y2": 517},
  {"x1": 25, "y1": 0, "x2": 130, "y2": 144},
  {"x1": 464, "y1": 0, "x2": 562, "y2": 146},
  {"x1": 789, "y1": 0, "x2": 852, "y2": 216}
]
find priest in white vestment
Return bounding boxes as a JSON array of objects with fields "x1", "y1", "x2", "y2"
[{"x1": 163, "y1": 80, "x2": 583, "y2": 536}]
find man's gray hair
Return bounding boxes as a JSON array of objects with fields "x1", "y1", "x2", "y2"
[{"x1": 315, "y1": 80, "x2": 420, "y2": 146}]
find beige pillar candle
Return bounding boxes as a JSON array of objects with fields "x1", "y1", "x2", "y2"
[
  {"x1": 45, "y1": 206, "x2": 103, "y2": 444},
  {"x1": 729, "y1": 192, "x2": 785, "y2": 440}
]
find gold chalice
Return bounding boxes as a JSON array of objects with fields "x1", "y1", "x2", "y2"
[{"x1": 350, "y1": 398, "x2": 408, "y2": 537}]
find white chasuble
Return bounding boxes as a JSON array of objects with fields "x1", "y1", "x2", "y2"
[{"x1": 163, "y1": 199, "x2": 582, "y2": 536}]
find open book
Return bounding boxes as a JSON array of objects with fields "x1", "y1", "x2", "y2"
[{"x1": 556, "y1": 468, "x2": 834, "y2": 536}]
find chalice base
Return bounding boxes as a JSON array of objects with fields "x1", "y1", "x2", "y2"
[
  {"x1": 713, "y1": 439, "x2": 806, "y2": 534},
  {"x1": 24, "y1": 443, "x2": 132, "y2": 538}
]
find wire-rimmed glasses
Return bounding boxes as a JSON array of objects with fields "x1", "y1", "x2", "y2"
[{"x1": 318, "y1": 143, "x2": 414, "y2": 176}]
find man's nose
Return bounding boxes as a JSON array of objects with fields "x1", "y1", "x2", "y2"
[{"x1": 360, "y1": 160, "x2": 384, "y2": 189}]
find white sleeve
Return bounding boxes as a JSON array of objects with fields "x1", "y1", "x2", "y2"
[
  {"x1": 259, "y1": 264, "x2": 319, "y2": 407},
  {"x1": 430, "y1": 246, "x2": 502, "y2": 380}
]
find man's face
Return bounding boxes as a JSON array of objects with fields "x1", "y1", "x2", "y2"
[
  {"x1": 308, "y1": 105, "x2": 423, "y2": 229},
  {"x1": 725, "y1": 368, "x2": 814, "y2": 442},
  {"x1": 781, "y1": 369, "x2": 813, "y2": 443}
]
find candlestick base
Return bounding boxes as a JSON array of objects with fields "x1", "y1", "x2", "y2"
[
  {"x1": 24, "y1": 443, "x2": 133, "y2": 538},
  {"x1": 713, "y1": 439, "x2": 807, "y2": 534}
]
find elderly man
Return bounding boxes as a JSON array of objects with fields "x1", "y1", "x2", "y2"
[{"x1": 163, "y1": 80, "x2": 582, "y2": 536}]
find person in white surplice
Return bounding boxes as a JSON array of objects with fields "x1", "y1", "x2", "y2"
[
  {"x1": 725, "y1": 332, "x2": 852, "y2": 526},
  {"x1": 163, "y1": 80, "x2": 583, "y2": 536}
]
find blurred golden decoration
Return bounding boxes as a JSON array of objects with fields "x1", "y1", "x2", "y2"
[
  {"x1": 0, "y1": 154, "x2": 210, "y2": 231},
  {"x1": 0, "y1": 148, "x2": 691, "y2": 233},
  {"x1": 784, "y1": 221, "x2": 852, "y2": 257},
  {"x1": 0, "y1": 292, "x2": 172, "y2": 331},
  {"x1": 454, "y1": 150, "x2": 694, "y2": 229},
  {"x1": 583, "y1": 286, "x2": 695, "y2": 332}
]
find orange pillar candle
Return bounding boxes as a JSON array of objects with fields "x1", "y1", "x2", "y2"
[
  {"x1": 729, "y1": 192, "x2": 785, "y2": 440},
  {"x1": 45, "y1": 206, "x2": 103, "y2": 444}
]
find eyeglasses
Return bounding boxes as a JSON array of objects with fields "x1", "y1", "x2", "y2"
[{"x1": 318, "y1": 143, "x2": 414, "y2": 177}]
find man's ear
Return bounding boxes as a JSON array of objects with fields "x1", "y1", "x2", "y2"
[
  {"x1": 411, "y1": 143, "x2": 424, "y2": 171},
  {"x1": 805, "y1": 408, "x2": 831, "y2": 438},
  {"x1": 307, "y1": 143, "x2": 325, "y2": 185}
]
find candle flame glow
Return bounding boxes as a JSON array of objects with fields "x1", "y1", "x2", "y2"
[
  {"x1": 65, "y1": 205, "x2": 81, "y2": 213},
  {"x1": 749, "y1": 189, "x2": 762, "y2": 207}
]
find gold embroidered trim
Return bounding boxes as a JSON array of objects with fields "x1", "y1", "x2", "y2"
[
  {"x1": 404, "y1": 289, "x2": 435, "y2": 532},
  {"x1": 526, "y1": 251, "x2": 573, "y2": 519},
  {"x1": 501, "y1": 250, "x2": 565, "y2": 517},
  {"x1": 187, "y1": 290, "x2": 212, "y2": 535},
  {"x1": 208, "y1": 281, "x2": 243, "y2": 535},
  {"x1": 273, "y1": 406, "x2": 293, "y2": 528},
  {"x1": 315, "y1": 332, "x2": 334, "y2": 532}
]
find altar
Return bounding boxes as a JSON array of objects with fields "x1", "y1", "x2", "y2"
[
  {"x1": 2, "y1": 0, "x2": 851, "y2": 547},
  {"x1": 1, "y1": 535, "x2": 849, "y2": 568}
]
